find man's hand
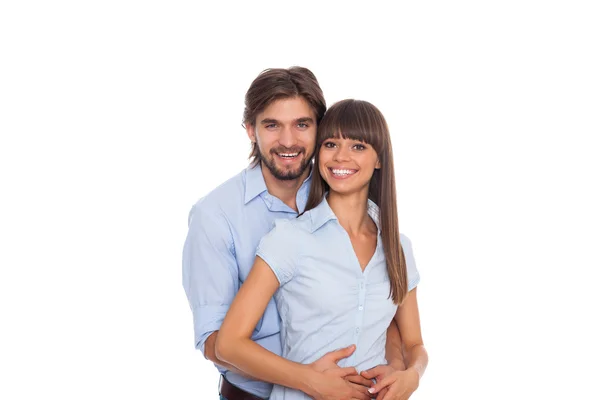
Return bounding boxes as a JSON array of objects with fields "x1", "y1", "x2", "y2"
[
  {"x1": 346, "y1": 373, "x2": 375, "y2": 398},
  {"x1": 361, "y1": 365, "x2": 419, "y2": 400},
  {"x1": 304, "y1": 345, "x2": 371, "y2": 400}
]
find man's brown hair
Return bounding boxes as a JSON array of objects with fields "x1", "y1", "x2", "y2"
[{"x1": 243, "y1": 67, "x2": 326, "y2": 166}]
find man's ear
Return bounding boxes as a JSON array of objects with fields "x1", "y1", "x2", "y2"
[{"x1": 246, "y1": 124, "x2": 256, "y2": 143}]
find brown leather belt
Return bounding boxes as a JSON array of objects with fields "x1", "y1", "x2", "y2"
[{"x1": 219, "y1": 375, "x2": 266, "y2": 400}]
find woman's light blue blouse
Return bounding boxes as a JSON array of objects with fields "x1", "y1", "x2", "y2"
[{"x1": 256, "y1": 198, "x2": 420, "y2": 400}]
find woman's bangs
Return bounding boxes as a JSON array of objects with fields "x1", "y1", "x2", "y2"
[{"x1": 318, "y1": 100, "x2": 382, "y2": 149}]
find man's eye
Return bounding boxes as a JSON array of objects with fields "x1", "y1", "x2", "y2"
[
  {"x1": 265, "y1": 124, "x2": 277, "y2": 129},
  {"x1": 298, "y1": 123, "x2": 309, "y2": 128}
]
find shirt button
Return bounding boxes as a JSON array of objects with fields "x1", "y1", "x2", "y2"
[
  {"x1": 355, "y1": 327, "x2": 360, "y2": 333},
  {"x1": 359, "y1": 305, "x2": 364, "y2": 311},
  {"x1": 359, "y1": 282, "x2": 364, "y2": 289}
]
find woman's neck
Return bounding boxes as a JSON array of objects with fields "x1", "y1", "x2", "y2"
[{"x1": 327, "y1": 189, "x2": 375, "y2": 236}]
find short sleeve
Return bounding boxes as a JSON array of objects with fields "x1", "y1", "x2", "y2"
[
  {"x1": 400, "y1": 234, "x2": 421, "y2": 291},
  {"x1": 256, "y1": 219, "x2": 298, "y2": 286}
]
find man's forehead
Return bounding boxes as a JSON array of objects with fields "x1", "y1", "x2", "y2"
[{"x1": 258, "y1": 97, "x2": 315, "y2": 122}]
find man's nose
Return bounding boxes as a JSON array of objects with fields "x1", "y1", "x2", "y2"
[{"x1": 278, "y1": 125, "x2": 297, "y2": 148}]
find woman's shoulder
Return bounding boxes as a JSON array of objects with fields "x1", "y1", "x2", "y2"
[
  {"x1": 399, "y1": 233, "x2": 413, "y2": 247},
  {"x1": 264, "y1": 215, "x2": 312, "y2": 241},
  {"x1": 257, "y1": 217, "x2": 312, "y2": 265}
]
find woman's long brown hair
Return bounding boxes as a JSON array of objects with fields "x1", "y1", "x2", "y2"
[{"x1": 304, "y1": 99, "x2": 408, "y2": 304}]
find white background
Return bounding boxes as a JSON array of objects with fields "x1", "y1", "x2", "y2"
[{"x1": 1, "y1": 1, "x2": 599, "y2": 399}]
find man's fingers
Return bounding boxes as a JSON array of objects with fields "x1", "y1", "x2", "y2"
[
  {"x1": 349, "y1": 383, "x2": 371, "y2": 400},
  {"x1": 361, "y1": 365, "x2": 384, "y2": 380},
  {"x1": 335, "y1": 366, "x2": 358, "y2": 377},
  {"x1": 324, "y1": 344, "x2": 356, "y2": 363},
  {"x1": 346, "y1": 374, "x2": 374, "y2": 387}
]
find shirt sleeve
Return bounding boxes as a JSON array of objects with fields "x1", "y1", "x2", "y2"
[
  {"x1": 182, "y1": 202, "x2": 239, "y2": 355},
  {"x1": 400, "y1": 234, "x2": 421, "y2": 291},
  {"x1": 255, "y1": 219, "x2": 298, "y2": 286}
]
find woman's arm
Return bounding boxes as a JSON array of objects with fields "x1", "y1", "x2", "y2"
[
  {"x1": 397, "y1": 288, "x2": 428, "y2": 381},
  {"x1": 216, "y1": 256, "x2": 369, "y2": 400}
]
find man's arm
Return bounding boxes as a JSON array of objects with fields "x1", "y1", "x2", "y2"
[
  {"x1": 385, "y1": 318, "x2": 406, "y2": 370},
  {"x1": 184, "y1": 207, "x2": 369, "y2": 398},
  {"x1": 182, "y1": 204, "x2": 240, "y2": 364}
]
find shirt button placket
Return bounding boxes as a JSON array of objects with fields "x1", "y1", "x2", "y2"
[{"x1": 355, "y1": 279, "x2": 366, "y2": 339}]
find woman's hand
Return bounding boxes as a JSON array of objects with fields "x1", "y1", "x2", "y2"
[{"x1": 361, "y1": 366, "x2": 419, "y2": 400}]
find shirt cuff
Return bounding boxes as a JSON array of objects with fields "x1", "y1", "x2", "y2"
[{"x1": 192, "y1": 304, "x2": 229, "y2": 356}]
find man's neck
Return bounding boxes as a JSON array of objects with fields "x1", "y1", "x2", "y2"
[{"x1": 260, "y1": 163, "x2": 310, "y2": 212}]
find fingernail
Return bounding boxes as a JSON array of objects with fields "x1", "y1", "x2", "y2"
[{"x1": 368, "y1": 388, "x2": 375, "y2": 394}]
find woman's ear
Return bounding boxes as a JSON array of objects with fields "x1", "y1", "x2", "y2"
[{"x1": 375, "y1": 158, "x2": 381, "y2": 169}]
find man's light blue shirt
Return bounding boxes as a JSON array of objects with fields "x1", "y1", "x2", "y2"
[
  {"x1": 256, "y1": 197, "x2": 420, "y2": 400},
  {"x1": 182, "y1": 164, "x2": 311, "y2": 398}
]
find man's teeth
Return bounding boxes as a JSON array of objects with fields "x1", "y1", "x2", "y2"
[
  {"x1": 332, "y1": 169, "x2": 356, "y2": 175},
  {"x1": 279, "y1": 153, "x2": 299, "y2": 158}
]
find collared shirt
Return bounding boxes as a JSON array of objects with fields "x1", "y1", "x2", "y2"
[
  {"x1": 256, "y1": 197, "x2": 420, "y2": 400},
  {"x1": 182, "y1": 164, "x2": 311, "y2": 398}
]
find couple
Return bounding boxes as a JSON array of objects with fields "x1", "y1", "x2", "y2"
[{"x1": 183, "y1": 67, "x2": 428, "y2": 400}]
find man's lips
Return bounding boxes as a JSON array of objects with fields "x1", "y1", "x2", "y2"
[{"x1": 273, "y1": 149, "x2": 304, "y2": 163}]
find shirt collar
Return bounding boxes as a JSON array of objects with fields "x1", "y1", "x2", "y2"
[
  {"x1": 244, "y1": 163, "x2": 268, "y2": 204},
  {"x1": 244, "y1": 163, "x2": 314, "y2": 206},
  {"x1": 309, "y1": 195, "x2": 381, "y2": 233}
]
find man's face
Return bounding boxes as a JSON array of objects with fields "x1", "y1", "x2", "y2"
[{"x1": 247, "y1": 97, "x2": 317, "y2": 181}]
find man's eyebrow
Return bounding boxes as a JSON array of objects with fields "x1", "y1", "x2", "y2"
[
  {"x1": 259, "y1": 117, "x2": 315, "y2": 124},
  {"x1": 260, "y1": 118, "x2": 279, "y2": 125},
  {"x1": 295, "y1": 117, "x2": 315, "y2": 124}
]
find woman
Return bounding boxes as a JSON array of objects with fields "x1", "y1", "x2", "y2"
[{"x1": 217, "y1": 99, "x2": 428, "y2": 400}]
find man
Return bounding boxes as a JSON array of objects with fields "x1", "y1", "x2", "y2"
[{"x1": 183, "y1": 67, "x2": 405, "y2": 400}]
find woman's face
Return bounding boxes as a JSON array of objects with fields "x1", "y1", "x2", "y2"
[{"x1": 318, "y1": 136, "x2": 381, "y2": 196}]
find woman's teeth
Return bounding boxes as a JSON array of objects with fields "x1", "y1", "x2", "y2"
[{"x1": 331, "y1": 168, "x2": 356, "y2": 176}]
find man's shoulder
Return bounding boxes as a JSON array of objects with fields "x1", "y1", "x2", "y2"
[{"x1": 189, "y1": 169, "x2": 247, "y2": 220}]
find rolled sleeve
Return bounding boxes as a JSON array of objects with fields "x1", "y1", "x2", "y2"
[
  {"x1": 400, "y1": 234, "x2": 421, "y2": 291},
  {"x1": 256, "y1": 219, "x2": 297, "y2": 286},
  {"x1": 182, "y1": 203, "x2": 239, "y2": 354},
  {"x1": 192, "y1": 304, "x2": 229, "y2": 354}
]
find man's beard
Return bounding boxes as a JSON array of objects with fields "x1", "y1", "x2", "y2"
[{"x1": 258, "y1": 146, "x2": 314, "y2": 181}]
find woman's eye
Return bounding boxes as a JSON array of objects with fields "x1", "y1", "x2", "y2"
[
  {"x1": 323, "y1": 142, "x2": 335, "y2": 148},
  {"x1": 353, "y1": 144, "x2": 366, "y2": 150}
]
